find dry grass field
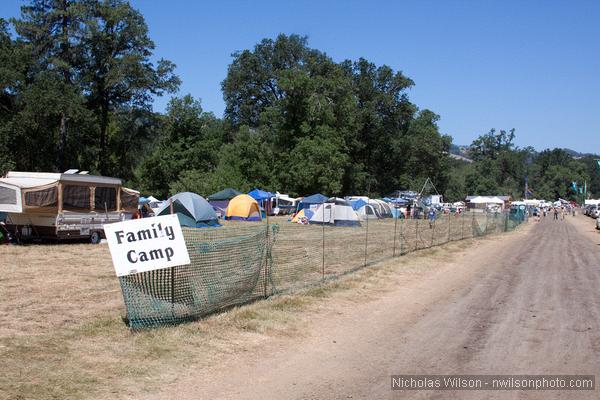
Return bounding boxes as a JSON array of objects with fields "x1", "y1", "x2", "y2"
[{"x1": 0, "y1": 212, "x2": 510, "y2": 400}]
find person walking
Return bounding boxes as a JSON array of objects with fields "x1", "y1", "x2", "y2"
[{"x1": 553, "y1": 207, "x2": 559, "y2": 221}]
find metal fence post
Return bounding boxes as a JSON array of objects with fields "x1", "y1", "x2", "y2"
[
  {"x1": 263, "y1": 217, "x2": 269, "y2": 298},
  {"x1": 415, "y1": 217, "x2": 419, "y2": 251},
  {"x1": 399, "y1": 217, "x2": 404, "y2": 255},
  {"x1": 364, "y1": 211, "x2": 369, "y2": 268},
  {"x1": 322, "y1": 201, "x2": 325, "y2": 280},
  {"x1": 393, "y1": 211, "x2": 398, "y2": 257},
  {"x1": 431, "y1": 218, "x2": 435, "y2": 247}
]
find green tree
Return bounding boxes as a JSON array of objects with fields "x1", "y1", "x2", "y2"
[
  {"x1": 13, "y1": 0, "x2": 88, "y2": 170},
  {"x1": 136, "y1": 95, "x2": 226, "y2": 197},
  {"x1": 81, "y1": 0, "x2": 180, "y2": 173}
]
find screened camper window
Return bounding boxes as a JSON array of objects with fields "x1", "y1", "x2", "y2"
[
  {"x1": 63, "y1": 185, "x2": 90, "y2": 210},
  {"x1": 0, "y1": 186, "x2": 17, "y2": 205},
  {"x1": 24, "y1": 186, "x2": 57, "y2": 207},
  {"x1": 120, "y1": 188, "x2": 139, "y2": 210},
  {"x1": 94, "y1": 187, "x2": 117, "y2": 211}
]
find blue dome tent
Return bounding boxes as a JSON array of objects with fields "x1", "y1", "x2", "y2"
[{"x1": 157, "y1": 192, "x2": 220, "y2": 228}]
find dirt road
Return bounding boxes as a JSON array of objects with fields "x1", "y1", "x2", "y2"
[{"x1": 147, "y1": 216, "x2": 600, "y2": 400}]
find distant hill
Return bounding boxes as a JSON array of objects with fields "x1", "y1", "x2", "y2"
[
  {"x1": 448, "y1": 144, "x2": 472, "y2": 162},
  {"x1": 561, "y1": 148, "x2": 597, "y2": 159},
  {"x1": 449, "y1": 144, "x2": 596, "y2": 161}
]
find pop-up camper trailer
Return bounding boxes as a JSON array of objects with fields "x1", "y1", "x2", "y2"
[{"x1": 0, "y1": 171, "x2": 139, "y2": 243}]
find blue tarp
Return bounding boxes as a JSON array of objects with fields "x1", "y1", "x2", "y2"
[
  {"x1": 350, "y1": 199, "x2": 367, "y2": 211},
  {"x1": 384, "y1": 197, "x2": 409, "y2": 205},
  {"x1": 248, "y1": 188, "x2": 274, "y2": 201}
]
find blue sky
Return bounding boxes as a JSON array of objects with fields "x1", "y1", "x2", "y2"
[{"x1": 2, "y1": 0, "x2": 599, "y2": 153}]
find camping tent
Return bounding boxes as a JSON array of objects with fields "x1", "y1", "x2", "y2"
[
  {"x1": 355, "y1": 203, "x2": 380, "y2": 220},
  {"x1": 309, "y1": 201, "x2": 360, "y2": 227},
  {"x1": 297, "y1": 193, "x2": 328, "y2": 211},
  {"x1": 208, "y1": 188, "x2": 241, "y2": 217},
  {"x1": 157, "y1": 192, "x2": 220, "y2": 228},
  {"x1": 226, "y1": 194, "x2": 262, "y2": 221},
  {"x1": 350, "y1": 198, "x2": 379, "y2": 220},
  {"x1": 369, "y1": 199, "x2": 392, "y2": 217},
  {"x1": 208, "y1": 188, "x2": 241, "y2": 201},
  {"x1": 291, "y1": 208, "x2": 314, "y2": 224}
]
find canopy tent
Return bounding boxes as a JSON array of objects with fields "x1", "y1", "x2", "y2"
[
  {"x1": 297, "y1": 193, "x2": 328, "y2": 211},
  {"x1": 248, "y1": 188, "x2": 275, "y2": 215},
  {"x1": 208, "y1": 188, "x2": 241, "y2": 201},
  {"x1": 469, "y1": 196, "x2": 504, "y2": 204},
  {"x1": 248, "y1": 188, "x2": 274, "y2": 201},
  {"x1": 309, "y1": 202, "x2": 361, "y2": 227},
  {"x1": 157, "y1": 192, "x2": 220, "y2": 228},
  {"x1": 226, "y1": 194, "x2": 261, "y2": 221}
]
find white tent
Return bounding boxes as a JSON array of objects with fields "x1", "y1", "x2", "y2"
[
  {"x1": 356, "y1": 203, "x2": 380, "y2": 220},
  {"x1": 310, "y1": 202, "x2": 361, "y2": 227},
  {"x1": 369, "y1": 199, "x2": 392, "y2": 217},
  {"x1": 469, "y1": 196, "x2": 503, "y2": 204}
]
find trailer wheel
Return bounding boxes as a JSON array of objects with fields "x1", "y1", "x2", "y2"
[{"x1": 90, "y1": 231, "x2": 102, "y2": 244}]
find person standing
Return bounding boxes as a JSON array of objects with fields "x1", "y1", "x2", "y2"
[
  {"x1": 554, "y1": 207, "x2": 559, "y2": 221},
  {"x1": 428, "y1": 208, "x2": 437, "y2": 229}
]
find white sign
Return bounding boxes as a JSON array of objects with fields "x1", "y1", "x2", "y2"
[{"x1": 103, "y1": 214, "x2": 191, "y2": 277}]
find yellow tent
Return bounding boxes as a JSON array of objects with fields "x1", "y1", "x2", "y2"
[
  {"x1": 291, "y1": 209, "x2": 305, "y2": 223},
  {"x1": 226, "y1": 194, "x2": 261, "y2": 221}
]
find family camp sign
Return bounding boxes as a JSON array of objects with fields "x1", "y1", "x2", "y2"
[{"x1": 104, "y1": 214, "x2": 191, "y2": 277}]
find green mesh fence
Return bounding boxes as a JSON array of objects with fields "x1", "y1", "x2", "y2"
[
  {"x1": 118, "y1": 211, "x2": 524, "y2": 328},
  {"x1": 119, "y1": 224, "x2": 277, "y2": 329}
]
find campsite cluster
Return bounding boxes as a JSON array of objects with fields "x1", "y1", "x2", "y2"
[
  {"x1": 0, "y1": 168, "x2": 590, "y2": 244},
  {"x1": 141, "y1": 187, "x2": 459, "y2": 229}
]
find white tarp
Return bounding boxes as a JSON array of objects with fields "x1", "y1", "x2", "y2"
[{"x1": 469, "y1": 196, "x2": 504, "y2": 204}]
